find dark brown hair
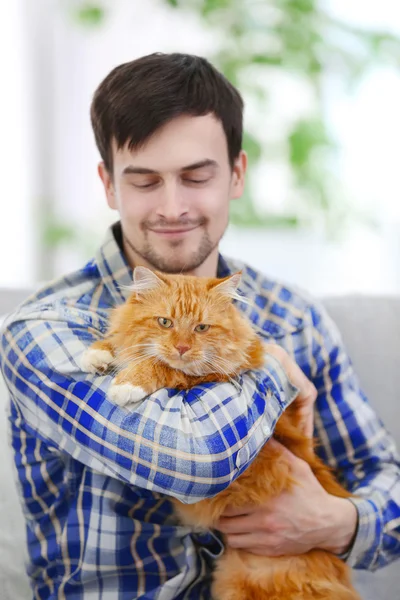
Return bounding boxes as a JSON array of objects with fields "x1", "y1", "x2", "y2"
[{"x1": 90, "y1": 52, "x2": 243, "y2": 174}]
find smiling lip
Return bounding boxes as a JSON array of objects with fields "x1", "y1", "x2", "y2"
[{"x1": 149, "y1": 226, "x2": 199, "y2": 235}]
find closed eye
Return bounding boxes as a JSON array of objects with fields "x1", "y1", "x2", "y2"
[
  {"x1": 132, "y1": 182, "x2": 158, "y2": 189},
  {"x1": 183, "y1": 178, "x2": 210, "y2": 185}
]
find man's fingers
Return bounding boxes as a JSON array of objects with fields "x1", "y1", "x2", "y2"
[
  {"x1": 302, "y1": 413, "x2": 314, "y2": 438},
  {"x1": 267, "y1": 438, "x2": 302, "y2": 467},
  {"x1": 225, "y1": 532, "x2": 283, "y2": 556},
  {"x1": 220, "y1": 505, "x2": 250, "y2": 518},
  {"x1": 265, "y1": 344, "x2": 317, "y2": 438},
  {"x1": 217, "y1": 514, "x2": 256, "y2": 534},
  {"x1": 267, "y1": 437, "x2": 293, "y2": 456},
  {"x1": 265, "y1": 344, "x2": 316, "y2": 401},
  {"x1": 268, "y1": 438, "x2": 311, "y2": 480},
  {"x1": 225, "y1": 532, "x2": 265, "y2": 548},
  {"x1": 242, "y1": 546, "x2": 283, "y2": 557}
]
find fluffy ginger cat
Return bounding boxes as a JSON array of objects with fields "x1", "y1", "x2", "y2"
[{"x1": 81, "y1": 266, "x2": 360, "y2": 600}]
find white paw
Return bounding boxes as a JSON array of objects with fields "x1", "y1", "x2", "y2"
[
  {"x1": 81, "y1": 349, "x2": 114, "y2": 374},
  {"x1": 108, "y1": 383, "x2": 147, "y2": 406}
]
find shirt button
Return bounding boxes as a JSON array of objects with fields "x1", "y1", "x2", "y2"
[{"x1": 235, "y1": 445, "x2": 250, "y2": 469}]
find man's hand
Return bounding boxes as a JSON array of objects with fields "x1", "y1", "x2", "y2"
[
  {"x1": 265, "y1": 344, "x2": 317, "y2": 437},
  {"x1": 217, "y1": 440, "x2": 358, "y2": 557}
]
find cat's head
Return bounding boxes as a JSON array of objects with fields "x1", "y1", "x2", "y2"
[{"x1": 118, "y1": 266, "x2": 252, "y2": 376}]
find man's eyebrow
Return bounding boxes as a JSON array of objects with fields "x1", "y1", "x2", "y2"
[
  {"x1": 122, "y1": 166, "x2": 156, "y2": 175},
  {"x1": 121, "y1": 159, "x2": 218, "y2": 176},
  {"x1": 180, "y1": 159, "x2": 218, "y2": 171}
]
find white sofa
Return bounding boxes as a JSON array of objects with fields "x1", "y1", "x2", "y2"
[{"x1": 0, "y1": 289, "x2": 399, "y2": 599}]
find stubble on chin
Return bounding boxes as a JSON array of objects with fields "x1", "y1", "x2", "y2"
[{"x1": 123, "y1": 226, "x2": 217, "y2": 274}]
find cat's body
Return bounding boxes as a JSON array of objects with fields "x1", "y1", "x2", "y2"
[
  {"x1": 176, "y1": 407, "x2": 358, "y2": 600},
  {"x1": 82, "y1": 266, "x2": 360, "y2": 600}
]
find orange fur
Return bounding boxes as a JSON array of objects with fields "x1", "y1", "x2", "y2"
[{"x1": 88, "y1": 268, "x2": 360, "y2": 600}]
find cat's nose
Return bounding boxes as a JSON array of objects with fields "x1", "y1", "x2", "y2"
[{"x1": 176, "y1": 344, "x2": 190, "y2": 356}]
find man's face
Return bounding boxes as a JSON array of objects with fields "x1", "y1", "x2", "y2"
[{"x1": 99, "y1": 114, "x2": 246, "y2": 275}]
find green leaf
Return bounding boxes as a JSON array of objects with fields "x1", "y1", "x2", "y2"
[
  {"x1": 76, "y1": 4, "x2": 105, "y2": 27},
  {"x1": 202, "y1": 0, "x2": 232, "y2": 17},
  {"x1": 251, "y1": 54, "x2": 283, "y2": 67},
  {"x1": 288, "y1": 119, "x2": 333, "y2": 169},
  {"x1": 42, "y1": 220, "x2": 77, "y2": 248},
  {"x1": 242, "y1": 131, "x2": 262, "y2": 163},
  {"x1": 285, "y1": 0, "x2": 317, "y2": 15}
]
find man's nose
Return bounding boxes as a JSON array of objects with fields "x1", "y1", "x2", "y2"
[{"x1": 156, "y1": 182, "x2": 189, "y2": 220}]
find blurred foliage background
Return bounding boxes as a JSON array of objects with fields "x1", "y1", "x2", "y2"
[{"x1": 60, "y1": 0, "x2": 400, "y2": 239}]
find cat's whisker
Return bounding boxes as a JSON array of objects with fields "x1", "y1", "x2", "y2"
[
  {"x1": 116, "y1": 357, "x2": 155, "y2": 380},
  {"x1": 110, "y1": 347, "x2": 162, "y2": 373},
  {"x1": 113, "y1": 354, "x2": 149, "y2": 367},
  {"x1": 114, "y1": 345, "x2": 160, "y2": 366},
  {"x1": 209, "y1": 366, "x2": 242, "y2": 391},
  {"x1": 119, "y1": 343, "x2": 156, "y2": 357},
  {"x1": 149, "y1": 356, "x2": 163, "y2": 369},
  {"x1": 112, "y1": 358, "x2": 146, "y2": 370},
  {"x1": 118, "y1": 348, "x2": 153, "y2": 361},
  {"x1": 200, "y1": 356, "x2": 242, "y2": 392},
  {"x1": 111, "y1": 356, "x2": 150, "y2": 376},
  {"x1": 113, "y1": 354, "x2": 143, "y2": 367},
  {"x1": 201, "y1": 358, "x2": 230, "y2": 378},
  {"x1": 187, "y1": 359, "x2": 209, "y2": 377},
  {"x1": 203, "y1": 355, "x2": 232, "y2": 373},
  {"x1": 213, "y1": 357, "x2": 242, "y2": 377}
]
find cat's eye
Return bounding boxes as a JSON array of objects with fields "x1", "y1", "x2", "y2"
[
  {"x1": 157, "y1": 317, "x2": 173, "y2": 329},
  {"x1": 195, "y1": 324, "x2": 210, "y2": 333}
]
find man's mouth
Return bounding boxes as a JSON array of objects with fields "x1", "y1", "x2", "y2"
[{"x1": 148, "y1": 225, "x2": 199, "y2": 236}]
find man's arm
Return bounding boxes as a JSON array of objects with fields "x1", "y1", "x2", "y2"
[
  {"x1": 0, "y1": 308, "x2": 298, "y2": 504},
  {"x1": 309, "y1": 302, "x2": 400, "y2": 570},
  {"x1": 217, "y1": 301, "x2": 400, "y2": 571}
]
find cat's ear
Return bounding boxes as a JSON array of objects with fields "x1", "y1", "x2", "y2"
[
  {"x1": 130, "y1": 266, "x2": 164, "y2": 294},
  {"x1": 212, "y1": 271, "x2": 242, "y2": 300}
]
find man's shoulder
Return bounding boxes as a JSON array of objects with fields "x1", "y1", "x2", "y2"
[
  {"x1": 1, "y1": 258, "x2": 110, "y2": 338},
  {"x1": 225, "y1": 256, "x2": 320, "y2": 340}
]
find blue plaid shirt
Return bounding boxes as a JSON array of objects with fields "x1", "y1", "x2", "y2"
[{"x1": 1, "y1": 222, "x2": 399, "y2": 599}]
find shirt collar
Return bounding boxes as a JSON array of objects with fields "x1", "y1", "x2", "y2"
[{"x1": 95, "y1": 221, "x2": 235, "y2": 305}]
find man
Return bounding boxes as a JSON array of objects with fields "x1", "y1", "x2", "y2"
[{"x1": 0, "y1": 53, "x2": 399, "y2": 599}]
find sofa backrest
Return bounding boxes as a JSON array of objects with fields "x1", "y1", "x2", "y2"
[
  {"x1": 0, "y1": 288, "x2": 32, "y2": 599},
  {"x1": 323, "y1": 295, "x2": 400, "y2": 447},
  {"x1": 323, "y1": 295, "x2": 400, "y2": 598}
]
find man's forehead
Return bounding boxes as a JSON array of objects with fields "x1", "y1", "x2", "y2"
[{"x1": 111, "y1": 114, "x2": 228, "y2": 170}]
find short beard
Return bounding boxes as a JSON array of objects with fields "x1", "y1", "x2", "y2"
[{"x1": 123, "y1": 227, "x2": 218, "y2": 274}]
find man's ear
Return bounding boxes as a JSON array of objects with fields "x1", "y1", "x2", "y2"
[
  {"x1": 98, "y1": 162, "x2": 117, "y2": 210},
  {"x1": 230, "y1": 150, "x2": 247, "y2": 200}
]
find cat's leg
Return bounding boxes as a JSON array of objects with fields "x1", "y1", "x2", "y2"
[
  {"x1": 108, "y1": 360, "x2": 159, "y2": 407},
  {"x1": 81, "y1": 339, "x2": 115, "y2": 373}
]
